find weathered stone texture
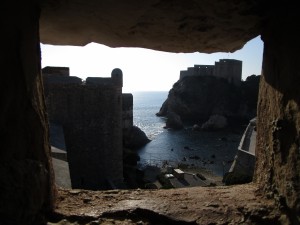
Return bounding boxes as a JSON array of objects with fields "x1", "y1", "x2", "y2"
[
  {"x1": 42, "y1": 66, "x2": 70, "y2": 76},
  {"x1": 50, "y1": 184, "x2": 281, "y2": 225},
  {"x1": 40, "y1": 0, "x2": 263, "y2": 53},
  {"x1": 0, "y1": 2, "x2": 55, "y2": 224},
  {"x1": 64, "y1": 85, "x2": 123, "y2": 190},
  {"x1": 1, "y1": 0, "x2": 300, "y2": 223},
  {"x1": 181, "y1": 59, "x2": 242, "y2": 87},
  {"x1": 254, "y1": 12, "x2": 300, "y2": 217},
  {"x1": 45, "y1": 81, "x2": 123, "y2": 190},
  {"x1": 122, "y1": 93, "x2": 133, "y2": 130}
]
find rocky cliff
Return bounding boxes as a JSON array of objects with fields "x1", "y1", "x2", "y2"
[{"x1": 157, "y1": 75, "x2": 260, "y2": 128}]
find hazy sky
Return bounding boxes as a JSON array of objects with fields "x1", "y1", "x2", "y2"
[{"x1": 41, "y1": 36, "x2": 263, "y2": 92}]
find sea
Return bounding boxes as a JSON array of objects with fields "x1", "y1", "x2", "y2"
[{"x1": 132, "y1": 91, "x2": 245, "y2": 177}]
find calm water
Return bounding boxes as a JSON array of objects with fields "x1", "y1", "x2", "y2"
[
  {"x1": 133, "y1": 91, "x2": 168, "y2": 139},
  {"x1": 133, "y1": 91, "x2": 244, "y2": 176}
]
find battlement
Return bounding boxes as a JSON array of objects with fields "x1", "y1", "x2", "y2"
[
  {"x1": 42, "y1": 66, "x2": 70, "y2": 77},
  {"x1": 122, "y1": 93, "x2": 133, "y2": 130},
  {"x1": 179, "y1": 59, "x2": 242, "y2": 86},
  {"x1": 42, "y1": 66, "x2": 123, "y2": 88},
  {"x1": 42, "y1": 66, "x2": 126, "y2": 190}
]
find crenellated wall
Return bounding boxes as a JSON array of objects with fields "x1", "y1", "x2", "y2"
[
  {"x1": 214, "y1": 59, "x2": 242, "y2": 86},
  {"x1": 179, "y1": 59, "x2": 242, "y2": 86},
  {"x1": 43, "y1": 68, "x2": 124, "y2": 190},
  {"x1": 122, "y1": 93, "x2": 133, "y2": 130},
  {"x1": 1, "y1": 1, "x2": 300, "y2": 223}
]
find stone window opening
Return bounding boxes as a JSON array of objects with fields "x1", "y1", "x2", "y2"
[{"x1": 1, "y1": 1, "x2": 299, "y2": 224}]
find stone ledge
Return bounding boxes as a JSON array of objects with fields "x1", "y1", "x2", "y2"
[{"x1": 48, "y1": 184, "x2": 282, "y2": 224}]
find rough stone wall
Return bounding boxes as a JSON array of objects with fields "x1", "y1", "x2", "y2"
[
  {"x1": 214, "y1": 59, "x2": 242, "y2": 86},
  {"x1": 42, "y1": 66, "x2": 69, "y2": 76},
  {"x1": 179, "y1": 59, "x2": 242, "y2": 86},
  {"x1": 196, "y1": 65, "x2": 215, "y2": 77},
  {"x1": 43, "y1": 76, "x2": 82, "y2": 102},
  {"x1": 180, "y1": 65, "x2": 215, "y2": 80},
  {"x1": 122, "y1": 93, "x2": 133, "y2": 130},
  {"x1": 44, "y1": 73, "x2": 124, "y2": 190},
  {"x1": 40, "y1": 0, "x2": 263, "y2": 53},
  {"x1": 254, "y1": 12, "x2": 300, "y2": 217},
  {"x1": 0, "y1": 2, "x2": 55, "y2": 224},
  {"x1": 179, "y1": 70, "x2": 189, "y2": 79},
  {"x1": 63, "y1": 84, "x2": 123, "y2": 190},
  {"x1": 2, "y1": 0, "x2": 300, "y2": 223}
]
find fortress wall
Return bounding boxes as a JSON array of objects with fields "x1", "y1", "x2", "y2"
[
  {"x1": 214, "y1": 59, "x2": 242, "y2": 85},
  {"x1": 179, "y1": 60, "x2": 241, "y2": 84},
  {"x1": 122, "y1": 93, "x2": 133, "y2": 130},
  {"x1": 180, "y1": 70, "x2": 189, "y2": 79},
  {"x1": 86, "y1": 77, "x2": 112, "y2": 86},
  {"x1": 180, "y1": 65, "x2": 214, "y2": 79},
  {"x1": 42, "y1": 66, "x2": 70, "y2": 77},
  {"x1": 44, "y1": 84, "x2": 79, "y2": 124},
  {"x1": 230, "y1": 60, "x2": 242, "y2": 85},
  {"x1": 196, "y1": 65, "x2": 215, "y2": 76},
  {"x1": 43, "y1": 76, "x2": 82, "y2": 97},
  {"x1": 43, "y1": 70, "x2": 124, "y2": 190},
  {"x1": 187, "y1": 67, "x2": 195, "y2": 76},
  {"x1": 62, "y1": 84, "x2": 123, "y2": 190}
]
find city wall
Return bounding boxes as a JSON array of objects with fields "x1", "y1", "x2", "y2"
[
  {"x1": 223, "y1": 118, "x2": 256, "y2": 184},
  {"x1": 122, "y1": 93, "x2": 133, "y2": 130},
  {"x1": 180, "y1": 59, "x2": 242, "y2": 86},
  {"x1": 43, "y1": 67, "x2": 128, "y2": 190}
]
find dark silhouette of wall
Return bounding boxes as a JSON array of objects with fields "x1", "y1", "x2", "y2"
[
  {"x1": 180, "y1": 59, "x2": 242, "y2": 86},
  {"x1": 122, "y1": 93, "x2": 133, "y2": 130},
  {"x1": 0, "y1": 3, "x2": 55, "y2": 224},
  {"x1": 43, "y1": 67, "x2": 124, "y2": 190},
  {"x1": 214, "y1": 59, "x2": 242, "y2": 86},
  {"x1": 1, "y1": 1, "x2": 300, "y2": 223}
]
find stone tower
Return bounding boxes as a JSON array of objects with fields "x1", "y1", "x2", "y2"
[
  {"x1": 43, "y1": 68, "x2": 124, "y2": 190},
  {"x1": 214, "y1": 59, "x2": 242, "y2": 86}
]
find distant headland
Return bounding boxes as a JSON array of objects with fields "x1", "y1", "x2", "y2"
[{"x1": 157, "y1": 59, "x2": 260, "y2": 130}]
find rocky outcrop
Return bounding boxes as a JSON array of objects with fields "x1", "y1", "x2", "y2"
[
  {"x1": 123, "y1": 126, "x2": 151, "y2": 150},
  {"x1": 157, "y1": 75, "x2": 260, "y2": 127},
  {"x1": 201, "y1": 114, "x2": 228, "y2": 131},
  {"x1": 165, "y1": 111, "x2": 184, "y2": 130},
  {"x1": 123, "y1": 126, "x2": 150, "y2": 189}
]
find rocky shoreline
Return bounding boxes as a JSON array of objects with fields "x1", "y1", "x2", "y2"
[{"x1": 157, "y1": 75, "x2": 260, "y2": 130}]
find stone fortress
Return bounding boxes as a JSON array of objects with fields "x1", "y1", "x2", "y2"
[
  {"x1": 180, "y1": 59, "x2": 242, "y2": 86},
  {"x1": 2, "y1": 1, "x2": 300, "y2": 224},
  {"x1": 43, "y1": 66, "x2": 133, "y2": 190}
]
